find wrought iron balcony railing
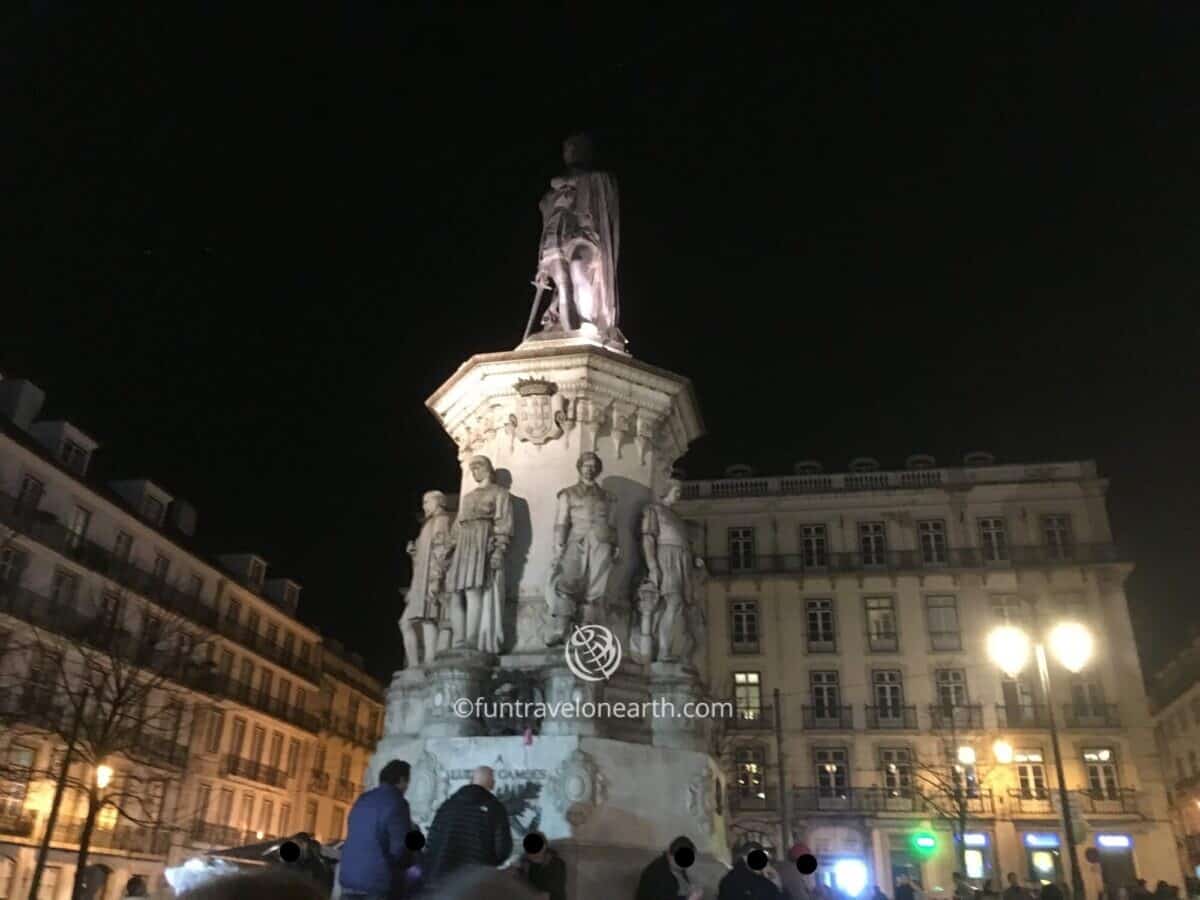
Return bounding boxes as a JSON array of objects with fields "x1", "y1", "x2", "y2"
[
  {"x1": 1062, "y1": 703, "x2": 1121, "y2": 728},
  {"x1": 801, "y1": 705, "x2": 854, "y2": 730},
  {"x1": 221, "y1": 755, "x2": 289, "y2": 789},
  {"x1": 865, "y1": 705, "x2": 918, "y2": 730},
  {"x1": 929, "y1": 704, "x2": 984, "y2": 731},
  {"x1": 727, "y1": 705, "x2": 774, "y2": 731},
  {"x1": 996, "y1": 703, "x2": 1051, "y2": 729}
]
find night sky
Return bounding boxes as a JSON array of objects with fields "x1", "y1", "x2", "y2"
[{"x1": 6, "y1": 6, "x2": 1199, "y2": 681}]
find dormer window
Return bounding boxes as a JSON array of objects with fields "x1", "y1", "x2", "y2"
[
  {"x1": 59, "y1": 439, "x2": 89, "y2": 475},
  {"x1": 283, "y1": 583, "x2": 299, "y2": 608},
  {"x1": 142, "y1": 495, "x2": 165, "y2": 526},
  {"x1": 248, "y1": 558, "x2": 266, "y2": 591}
]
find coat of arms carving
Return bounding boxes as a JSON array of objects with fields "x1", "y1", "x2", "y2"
[{"x1": 514, "y1": 378, "x2": 566, "y2": 445}]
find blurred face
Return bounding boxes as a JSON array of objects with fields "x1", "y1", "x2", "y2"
[
  {"x1": 469, "y1": 460, "x2": 491, "y2": 484},
  {"x1": 422, "y1": 495, "x2": 440, "y2": 517},
  {"x1": 480, "y1": 770, "x2": 495, "y2": 791},
  {"x1": 563, "y1": 137, "x2": 589, "y2": 167},
  {"x1": 579, "y1": 457, "x2": 599, "y2": 482},
  {"x1": 664, "y1": 483, "x2": 682, "y2": 505}
]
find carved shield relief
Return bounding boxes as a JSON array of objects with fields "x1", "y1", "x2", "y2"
[{"x1": 514, "y1": 378, "x2": 565, "y2": 445}]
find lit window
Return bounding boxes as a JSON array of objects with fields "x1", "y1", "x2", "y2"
[
  {"x1": 1041, "y1": 514, "x2": 1073, "y2": 560},
  {"x1": 733, "y1": 672, "x2": 763, "y2": 719},
  {"x1": 978, "y1": 518, "x2": 1009, "y2": 563}
]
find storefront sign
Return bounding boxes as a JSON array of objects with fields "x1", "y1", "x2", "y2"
[
  {"x1": 1096, "y1": 834, "x2": 1132, "y2": 850},
  {"x1": 1024, "y1": 833, "x2": 1061, "y2": 848}
]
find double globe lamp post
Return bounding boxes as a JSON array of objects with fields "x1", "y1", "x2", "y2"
[{"x1": 987, "y1": 619, "x2": 1095, "y2": 900}]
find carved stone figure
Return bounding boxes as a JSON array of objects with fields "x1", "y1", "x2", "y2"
[
  {"x1": 641, "y1": 479, "x2": 705, "y2": 664},
  {"x1": 444, "y1": 456, "x2": 513, "y2": 654},
  {"x1": 543, "y1": 452, "x2": 618, "y2": 645},
  {"x1": 399, "y1": 490, "x2": 452, "y2": 668},
  {"x1": 528, "y1": 134, "x2": 622, "y2": 345}
]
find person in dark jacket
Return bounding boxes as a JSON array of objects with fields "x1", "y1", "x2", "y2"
[
  {"x1": 513, "y1": 832, "x2": 567, "y2": 900},
  {"x1": 423, "y1": 766, "x2": 513, "y2": 888},
  {"x1": 718, "y1": 843, "x2": 783, "y2": 900},
  {"x1": 636, "y1": 836, "x2": 702, "y2": 900},
  {"x1": 339, "y1": 759, "x2": 414, "y2": 900},
  {"x1": 895, "y1": 874, "x2": 917, "y2": 900}
]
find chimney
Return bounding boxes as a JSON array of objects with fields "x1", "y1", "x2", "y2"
[
  {"x1": 110, "y1": 479, "x2": 174, "y2": 527},
  {"x1": 29, "y1": 421, "x2": 100, "y2": 477},
  {"x1": 0, "y1": 379, "x2": 46, "y2": 430}
]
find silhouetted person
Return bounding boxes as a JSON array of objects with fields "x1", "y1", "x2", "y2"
[
  {"x1": 1004, "y1": 874, "x2": 1026, "y2": 900},
  {"x1": 636, "y1": 836, "x2": 702, "y2": 900},
  {"x1": 1040, "y1": 882, "x2": 1065, "y2": 900},
  {"x1": 424, "y1": 766, "x2": 513, "y2": 888},
  {"x1": 124, "y1": 876, "x2": 148, "y2": 898},
  {"x1": 513, "y1": 833, "x2": 566, "y2": 900},
  {"x1": 339, "y1": 759, "x2": 414, "y2": 900},
  {"x1": 896, "y1": 874, "x2": 917, "y2": 900},
  {"x1": 718, "y1": 843, "x2": 783, "y2": 900}
]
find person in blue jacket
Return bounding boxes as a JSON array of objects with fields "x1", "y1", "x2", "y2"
[{"x1": 339, "y1": 760, "x2": 415, "y2": 900}]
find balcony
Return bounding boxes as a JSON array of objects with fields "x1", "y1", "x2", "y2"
[
  {"x1": 996, "y1": 703, "x2": 1051, "y2": 729},
  {"x1": 308, "y1": 770, "x2": 331, "y2": 795},
  {"x1": 123, "y1": 730, "x2": 189, "y2": 770},
  {"x1": 1076, "y1": 788, "x2": 1139, "y2": 816},
  {"x1": 221, "y1": 755, "x2": 289, "y2": 789},
  {"x1": 218, "y1": 616, "x2": 321, "y2": 685},
  {"x1": 789, "y1": 786, "x2": 994, "y2": 815},
  {"x1": 1007, "y1": 788, "x2": 1054, "y2": 815},
  {"x1": 727, "y1": 705, "x2": 774, "y2": 731},
  {"x1": 865, "y1": 705, "x2": 918, "y2": 730},
  {"x1": 191, "y1": 821, "x2": 249, "y2": 847},
  {"x1": 324, "y1": 715, "x2": 378, "y2": 747},
  {"x1": 929, "y1": 704, "x2": 984, "y2": 731},
  {"x1": 334, "y1": 779, "x2": 360, "y2": 803},
  {"x1": 728, "y1": 787, "x2": 779, "y2": 814},
  {"x1": 703, "y1": 543, "x2": 1121, "y2": 578},
  {"x1": 1062, "y1": 703, "x2": 1120, "y2": 728},
  {"x1": 0, "y1": 810, "x2": 35, "y2": 837},
  {"x1": 802, "y1": 705, "x2": 853, "y2": 730},
  {"x1": 52, "y1": 820, "x2": 173, "y2": 856}
]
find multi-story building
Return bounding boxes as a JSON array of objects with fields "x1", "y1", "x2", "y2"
[
  {"x1": 1151, "y1": 639, "x2": 1200, "y2": 880},
  {"x1": 679, "y1": 455, "x2": 1180, "y2": 897},
  {"x1": 0, "y1": 377, "x2": 383, "y2": 900}
]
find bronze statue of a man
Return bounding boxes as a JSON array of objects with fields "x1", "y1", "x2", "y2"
[
  {"x1": 399, "y1": 490, "x2": 452, "y2": 668},
  {"x1": 532, "y1": 134, "x2": 621, "y2": 345},
  {"x1": 544, "y1": 451, "x2": 618, "y2": 645},
  {"x1": 640, "y1": 479, "x2": 705, "y2": 665},
  {"x1": 444, "y1": 456, "x2": 513, "y2": 654}
]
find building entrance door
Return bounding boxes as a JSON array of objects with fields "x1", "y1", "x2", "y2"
[{"x1": 1099, "y1": 847, "x2": 1137, "y2": 891}]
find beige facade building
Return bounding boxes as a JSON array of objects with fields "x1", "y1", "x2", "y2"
[
  {"x1": 0, "y1": 378, "x2": 383, "y2": 900},
  {"x1": 1151, "y1": 639, "x2": 1200, "y2": 881},
  {"x1": 678, "y1": 455, "x2": 1181, "y2": 896}
]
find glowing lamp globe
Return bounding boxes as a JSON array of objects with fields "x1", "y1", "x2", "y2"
[
  {"x1": 1048, "y1": 622, "x2": 1093, "y2": 673},
  {"x1": 987, "y1": 625, "x2": 1031, "y2": 677}
]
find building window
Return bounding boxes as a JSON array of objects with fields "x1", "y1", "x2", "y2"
[
  {"x1": 339, "y1": 754, "x2": 352, "y2": 781},
  {"x1": 217, "y1": 789, "x2": 235, "y2": 827},
  {"x1": 1015, "y1": 749, "x2": 1047, "y2": 798},
  {"x1": 0, "y1": 547, "x2": 23, "y2": 584},
  {"x1": 195, "y1": 783, "x2": 212, "y2": 820},
  {"x1": 918, "y1": 520, "x2": 947, "y2": 565},
  {"x1": 367, "y1": 710, "x2": 380, "y2": 738},
  {"x1": 1070, "y1": 680, "x2": 1105, "y2": 717},
  {"x1": 866, "y1": 596, "x2": 898, "y2": 652},
  {"x1": 113, "y1": 530, "x2": 134, "y2": 564},
  {"x1": 283, "y1": 583, "x2": 299, "y2": 607},
  {"x1": 935, "y1": 669, "x2": 969, "y2": 710},
  {"x1": 66, "y1": 506, "x2": 91, "y2": 551},
  {"x1": 299, "y1": 642, "x2": 311, "y2": 666},
  {"x1": 730, "y1": 599, "x2": 759, "y2": 653},
  {"x1": 279, "y1": 679, "x2": 292, "y2": 709},
  {"x1": 330, "y1": 805, "x2": 346, "y2": 841},
  {"x1": 279, "y1": 803, "x2": 292, "y2": 837},
  {"x1": 205, "y1": 711, "x2": 225, "y2": 753},
  {"x1": 152, "y1": 553, "x2": 170, "y2": 584},
  {"x1": 259, "y1": 670, "x2": 274, "y2": 703},
  {"x1": 733, "y1": 672, "x2": 763, "y2": 720},
  {"x1": 50, "y1": 568, "x2": 80, "y2": 607},
  {"x1": 287, "y1": 739, "x2": 301, "y2": 777},
  {"x1": 858, "y1": 522, "x2": 887, "y2": 566},
  {"x1": 815, "y1": 748, "x2": 849, "y2": 797},
  {"x1": 142, "y1": 495, "x2": 165, "y2": 526},
  {"x1": 188, "y1": 574, "x2": 204, "y2": 598},
  {"x1": 269, "y1": 733, "x2": 284, "y2": 770},
  {"x1": 229, "y1": 717, "x2": 247, "y2": 757},
  {"x1": 728, "y1": 527, "x2": 755, "y2": 572},
  {"x1": 926, "y1": 595, "x2": 961, "y2": 650},
  {"x1": 249, "y1": 727, "x2": 266, "y2": 763},
  {"x1": 266, "y1": 623, "x2": 279, "y2": 648},
  {"x1": 991, "y1": 595, "x2": 1024, "y2": 625},
  {"x1": 226, "y1": 598, "x2": 242, "y2": 625},
  {"x1": 304, "y1": 800, "x2": 318, "y2": 835},
  {"x1": 218, "y1": 650, "x2": 234, "y2": 677},
  {"x1": 873, "y1": 670, "x2": 905, "y2": 720},
  {"x1": 1042, "y1": 514, "x2": 1073, "y2": 560},
  {"x1": 16, "y1": 474, "x2": 44, "y2": 515},
  {"x1": 806, "y1": 598, "x2": 836, "y2": 652},
  {"x1": 247, "y1": 611, "x2": 260, "y2": 637},
  {"x1": 880, "y1": 747, "x2": 912, "y2": 795},
  {"x1": 734, "y1": 745, "x2": 766, "y2": 798},
  {"x1": 1082, "y1": 748, "x2": 1120, "y2": 798},
  {"x1": 248, "y1": 559, "x2": 266, "y2": 591},
  {"x1": 800, "y1": 525, "x2": 828, "y2": 568},
  {"x1": 283, "y1": 632, "x2": 296, "y2": 661},
  {"x1": 978, "y1": 518, "x2": 1009, "y2": 563},
  {"x1": 258, "y1": 799, "x2": 274, "y2": 838},
  {"x1": 240, "y1": 794, "x2": 255, "y2": 832},
  {"x1": 296, "y1": 689, "x2": 307, "y2": 713},
  {"x1": 811, "y1": 672, "x2": 840, "y2": 724}
]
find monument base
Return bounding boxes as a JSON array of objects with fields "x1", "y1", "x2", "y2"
[{"x1": 368, "y1": 734, "x2": 728, "y2": 900}]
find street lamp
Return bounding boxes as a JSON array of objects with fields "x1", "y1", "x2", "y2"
[
  {"x1": 987, "y1": 620, "x2": 1093, "y2": 900},
  {"x1": 992, "y1": 740, "x2": 1014, "y2": 765},
  {"x1": 95, "y1": 765, "x2": 113, "y2": 790}
]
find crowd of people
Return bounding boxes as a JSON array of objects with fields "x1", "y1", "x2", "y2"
[{"x1": 161, "y1": 760, "x2": 1195, "y2": 900}]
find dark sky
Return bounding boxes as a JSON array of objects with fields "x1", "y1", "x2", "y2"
[{"x1": 5, "y1": 5, "x2": 1199, "y2": 680}]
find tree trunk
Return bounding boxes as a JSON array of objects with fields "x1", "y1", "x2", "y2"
[
  {"x1": 68, "y1": 791, "x2": 100, "y2": 900},
  {"x1": 28, "y1": 713, "x2": 83, "y2": 900}
]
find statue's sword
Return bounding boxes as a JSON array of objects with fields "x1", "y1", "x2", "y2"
[{"x1": 522, "y1": 273, "x2": 551, "y2": 343}]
